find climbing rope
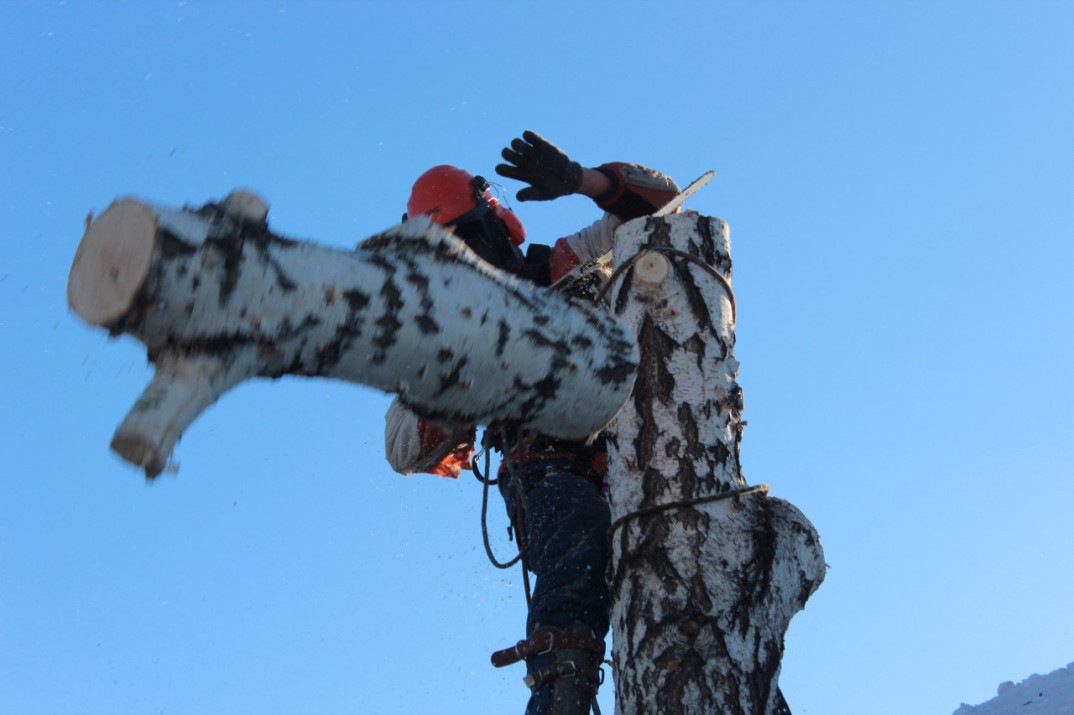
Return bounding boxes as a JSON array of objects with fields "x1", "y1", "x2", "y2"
[
  {"x1": 474, "y1": 437, "x2": 524, "y2": 569},
  {"x1": 473, "y1": 426, "x2": 533, "y2": 605},
  {"x1": 500, "y1": 425, "x2": 534, "y2": 606},
  {"x1": 608, "y1": 484, "x2": 770, "y2": 548}
]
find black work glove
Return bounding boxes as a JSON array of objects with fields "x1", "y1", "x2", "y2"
[{"x1": 496, "y1": 130, "x2": 584, "y2": 202}]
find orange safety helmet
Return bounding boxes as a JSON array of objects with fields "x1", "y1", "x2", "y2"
[{"x1": 406, "y1": 165, "x2": 526, "y2": 271}]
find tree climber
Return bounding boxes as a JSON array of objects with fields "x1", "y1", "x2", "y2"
[{"x1": 384, "y1": 131, "x2": 679, "y2": 714}]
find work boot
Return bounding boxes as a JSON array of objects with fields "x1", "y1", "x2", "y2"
[{"x1": 523, "y1": 625, "x2": 604, "y2": 715}]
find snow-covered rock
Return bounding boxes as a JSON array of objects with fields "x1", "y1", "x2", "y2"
[{"x1": 953, "y1": 663, "x2": 1074, "y2": 714}]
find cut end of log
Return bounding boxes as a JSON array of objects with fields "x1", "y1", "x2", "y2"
[
  {"x1": 634, "y1": 251, "x2": 670, "y2": 287},
  {"x1": 68, "y1": 199, "x2": 157, "y2": 327},
  {"x1": 110, "y1": 433, "x2": 166, "y2": 479}
]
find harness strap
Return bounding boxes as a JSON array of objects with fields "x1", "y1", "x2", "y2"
[
  {"x1": 490, "y1": 629, "x2": 606, "y2": 668},
  {"x1": 523, "y1": 660, "x2": 604, "y2": 692}
]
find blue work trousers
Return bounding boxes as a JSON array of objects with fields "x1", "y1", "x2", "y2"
[{"x1": 499, "y1": 460, "x2": 612, "y2": 644}]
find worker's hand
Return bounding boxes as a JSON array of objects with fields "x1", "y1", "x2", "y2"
[{"x1": 496, "y1": 130, "x2": 583, "y2": 202}]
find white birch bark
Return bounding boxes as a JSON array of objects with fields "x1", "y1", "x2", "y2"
[
  {"x1": 67, "y1": 192, "x2": 638, "y2": 477},
  {"x1": 605, "y1": 212, "x2": 825, "y2": 714}
]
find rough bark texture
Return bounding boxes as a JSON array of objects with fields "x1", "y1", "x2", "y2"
[
  {"x1": 68, "y1": 192, "x2": 638, "y2": 477},
  {"x1": 605, "y1": 212, "x2": 825, "y2": 714}
]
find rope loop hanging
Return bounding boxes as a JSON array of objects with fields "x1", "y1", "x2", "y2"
[
  {"x1": 476, "y1": 439, "x2": 525, "y2": 570},
  {"x1": 473, "y1": 426, "x2": 533, "y2": 604}
]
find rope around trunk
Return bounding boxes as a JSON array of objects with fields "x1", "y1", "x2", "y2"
[
  {"x1": 608, "y1": 484, "x2": 770, "y2": 547},
  {"x1": 595, "y1": 246, "x2": 737, "y2": 324}
]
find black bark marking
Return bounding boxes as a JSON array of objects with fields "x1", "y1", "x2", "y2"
[
  {"x1": 154, "y1": 332, "x2": 253, "y2": 361},
  {"x1": 313, "y1": 290, "x2": 369, "y2": 375},
  {"x1": 274, "y1": 314, "x2": 321, "y2": 341},
  {"x1": 404, "y1": 270, "x2": 430, "y2": 293},
  {"x1": 521, "y1": 328, "x2": 570, "y2": 356},
  {"x1": 415, "y1": 315, "x2": 440, "y2": 334},
  {"x1": 159, "y1": 230, "x2": 197, "y2": 258},
  {"x1": 664, "y1": 437, "x2": 681, "y2": 459},
  {"x1": 343, "y1": 289, "x2": 371, "y2": 311},
  {"x1": 315, "y1": 323, "x2": 360, "y2": 374},
  {"x1": 436, "y1": 357, "x2": 469, "y2": 396},
  {"x1": 729, "y1": 382, "x2": 745, "y2": 463},
  {"x1": 694, "y1": 214, "x2": 732, "y2": 277},
  {"x1": 495, "y1": 320, "x2": 510, "y2": 358},
  {"x1": 281, "y1": 339, "x2": 310, "y2": 377},
  {"x1": 510, "y1": 368, "x2": 555, "y2": 423},
  {"x1": 525, "y1": 366, "x2": 564, "y2": 406},
  {"x1": 683, "y1": 333, "x2": 711, "y2": 373},
  {"x1": 708, "y1": 440, "x2": 732, "y2": 472},
  {"x1": 594, "y1": 356, "x2": 637, "y2": 387},
  {"x1": 632, "y1": 314, "x2": 678, "y2": 468},
  {"x1": 676, "y1": 401, "x2": 715, "y2": 499},
  {"x1": 674, "y1": 258, "x2": 715, "y2": 336},
  {"x1": 614, "y1": 264, "x2": 635, "y2": 315},
  {"x1": 266, "y1": 254, "x2": 298, "y2": 292},
  {"x1": 571, "y1": 334, "x2": 593, "y2": 350},
  {"x1": 204, "y1": 237, "x2": 244, "y2": 307},
  {"x1": 370, "y1": 256, "x2": 404, "y2": 364},
  {"x1": 731, "y1": 383, "x2": 744, "y2": 417},
  {"x1": 242, "y1": 227, "x2": 300, "y2": 292},
  {"x1": 405, "y1": 270, "x2": 438, "y2": 335},
  {"x1": 677, "y1": 402, "x2": 705, "y2": 463},
  {"x1": 359, "y1": 226, "x2": 487, "y2": 285},
  {"x1": 693, "y1": 213, "x2": 715, "y2": 262},
  {"x1": 644, "y1": 214, "x2": 674, "y2": 249}
]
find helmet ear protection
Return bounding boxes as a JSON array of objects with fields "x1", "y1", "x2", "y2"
[
  {"x1": 404, "y1": 168, "x2": 527, "y2": 272},
  {"x1": 446, "y1": 176, "x2": 524, "y2": 270},
  {"x1": 404, "y1": 168, "x2": 525, "y2": 245}
]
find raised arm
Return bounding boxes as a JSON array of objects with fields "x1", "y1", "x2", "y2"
[{"x1": 495, "y1": 130, "x2": 679, "y2": 219}]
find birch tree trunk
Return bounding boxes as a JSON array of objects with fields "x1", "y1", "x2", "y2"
[
  {"x1": 605, "y1": 212, "x2": 825, "y2": 714},
  {"x1": 67, "y1": 191, "x2": 638, "y2": 478}
]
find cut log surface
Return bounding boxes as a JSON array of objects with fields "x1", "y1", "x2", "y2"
[
  {"x1": 67, "y1": 200, "x2": 157, "y2": 326},
  {"x1": 605, "y1": 212, "x2": 824, "y2": 714},
  {"x1": 68, "y1": 193, "x2": 639, "y2": 477}
]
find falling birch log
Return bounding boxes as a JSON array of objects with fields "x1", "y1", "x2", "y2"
[
  {"x1": 605, "y1": 212, "x2": 825, "y2": 714},
  {"x1": 67, "y1": 191, "x2": 639, "y2": 478}
]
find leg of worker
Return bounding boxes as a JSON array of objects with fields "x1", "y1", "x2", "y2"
[{"x1": 508, "y1": 470, "x2": 610, "y2": 714}]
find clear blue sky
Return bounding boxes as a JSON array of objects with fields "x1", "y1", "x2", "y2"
[{"x1": 2, "y1": 2, "x2": 1071, "y2": 713}]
